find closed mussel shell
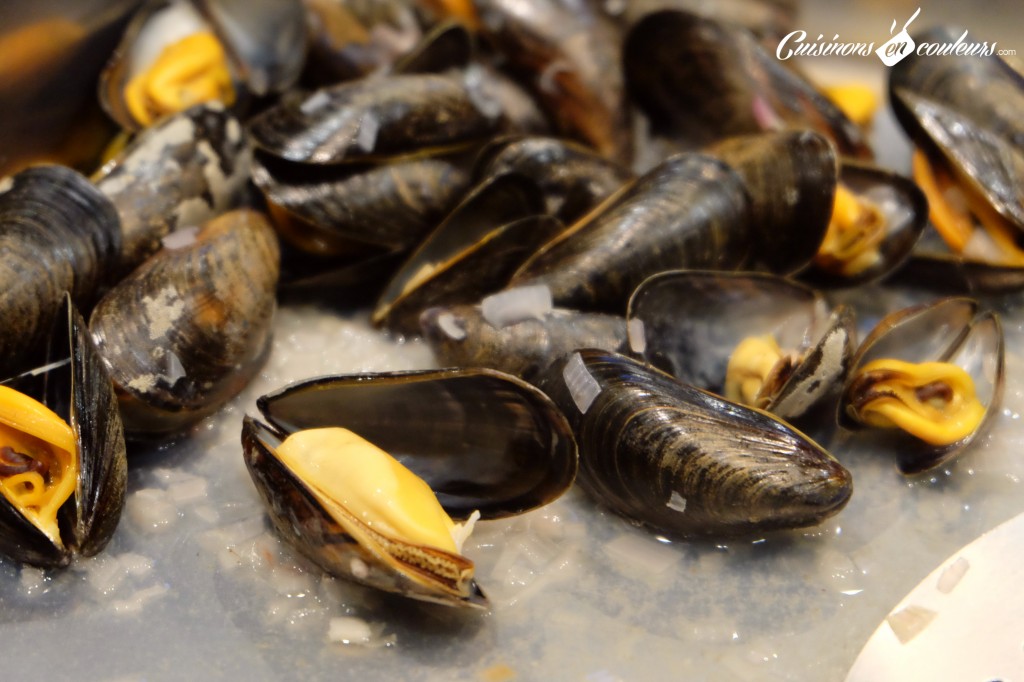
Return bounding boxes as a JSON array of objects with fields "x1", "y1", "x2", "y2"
[
  {"x1": 251, "y1": 368, "x2": 578, "y2": 519},
  {"x1": 839, "y1": 297, "x2": 1004, "y2": 474},
  {"x1": 0, "y1": 165, "x2": 121, "y2": 380},
  {"x1": 509, "y1": 153, "x2": 752, "y2": 312},
  {"x1": 94, "y1": 103, "x2": 252, "y2": 273},
  {"x1": 706, "y1": 130, "x2": 837, "y2": 276},
  {"x1": 252, "y1": 151, "x2": 471, "y2": 256},
  {"x1": 90, "y1": 209, "x2": 280, "y2": 438},
  {"x1": 624, "y1": 9, "x2": 871, "y2": 157},
  {"x1": 627, "y1": 271, "x2": 856, "y2": 424},
  {"x1": 248, "y1": 70, "x2": 509, "y2": 165},
  {"x1": 0, "y1": 294, "x2": 127, "y2": 567},
  {"x1": 540, "y1": 350, "x2": 852, "y2": 538}
]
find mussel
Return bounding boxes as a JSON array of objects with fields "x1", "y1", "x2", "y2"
[
  {"x1": 0, "y1": 165, "x2": 121, "y2": 380},
  {"x1": 90, "y1": 208, "x2": 280, "y2": 438},
  {"x1": 0, "y1": 294, "x2": 127, "y2": 568},
  {"x1": 99, "y1": 0, "x2": 308, "y2": 129},
  {"x1": 839, "y1": 298, "x2": 1004, "y2": 475},
  {"x1": 626, "y1": 271, "x2": 856, "y2": 425},
  {"x1": 93, "y1": 103, "x2": 252, "y2": 273},
  {"x1": 508, "y1": 153, "x2": 751, "y2": 311},
  {"x1": 539, "y1": 350, "x2": 852, "y2": 538},
  {"x1": 242, "y1": 368, "x2": 577, "y2": 607}
]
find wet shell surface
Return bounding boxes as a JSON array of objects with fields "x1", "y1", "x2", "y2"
[
  {"x1": 242, "y1": 367, "x2": 578, "y2": 606},
  {"x1": 0, "y1": 295, "x2": 127, "y2": 568},
  {"x1": 90, "y1": 208, "x2": 280, "y2": 438},
  {"x1": 94, "y1": 103, "x2": 252, "y2": 273},
  {"x1": 0, "y1": 165, "x2": 121, "y2": 380},
  {"x1": 839, "y1": 297, "x2": 1004, "y2": 474},
  {"x1": 540, "y1": 350, "x2": 852, "y2": 538},
  {"x1": 509, "y1": 153, "x2": 752, "y2": 311}
]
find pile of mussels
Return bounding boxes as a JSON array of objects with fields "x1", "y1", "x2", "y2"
[{"x1": 0, "y1": 0, "x2": 1019, "y2": 609}]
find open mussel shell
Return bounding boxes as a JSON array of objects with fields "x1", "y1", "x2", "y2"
[
  {"x1": 242, "y1": 368, "x2": 578, "y2": 606},
  {"x1": 0, "y1": 294, "x2": 127, "y2": 568},
  {"x1": 839, "y1": 298, "x2": 1004, "y2": 474},
  {"x1": 474, "y1": 0, "x2": 632, "y2": 161},
  {"x1": 624, "y1": 9, "x2": 871, "y2": 158},
  {"x1": 372, "y1": 173, "x2": 557, "y2": 333},
  {"x1": 539, "y1": 350, "x2": 852, "y2": 538},
  {"x1": 0, "y1": 165, "x2": 121, "y2": 380},
  {"x1": 90, "y1": 209, "x2": 280, "y2": 438},
  {"x1": 420, "y1": 298, "x2": 629, "y2": 383},
  {"x1": 706, "y1": 130, "x2": 837, "y2": 275},
  {"x1": 94, "y1": 103, "x2": 252, "y2": 273},
  {"x1": 800, "y1": 160, "x2": 927, "y2": 288},
  {"x1": 474, "y1": 135, "x2": 634, "y2": 225},
  {"x1": 508, "y1": 153, "x2": 752, "y2": 312},
  {"x1": 248, "y1": 69, "x2": 512, "y2": 165},
  {"x1": 99, "y1": 0, "x2": 307, "y2": 130},
  {"x1": 627, "y1": 271, "x2": 856, "y2": 423},
  {"x1": 252, "y1": 151, "x2": 471, "y2": 257}
]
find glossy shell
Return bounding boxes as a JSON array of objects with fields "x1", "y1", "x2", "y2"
[
  {"x1": 0, "y1": 295, "x2": 127, "y2": 568},
  {"x1": 624, "y1": 9, "x2": 871, "y2": 157},
  {"x1": 0, "y1": 165, "x2": 121, "y2": 380},
  {"x1": 839, "y1": 297, "x2": 1004, "y2": 474},
  {"x1": 90, "y1": 209, "x2": 280, "y2": 438},
  {"x1": 540, "y1": 350, "x2": 852, "y2": 538},
  {"x1": 242, "y1": 368, "x2": 578, "y2": 605},
  {"x1": 627, "y1": 271, "x2": 856, "y2": 423},
  {"x1": 509, "y1": 153, "x2": 752, "y2": 311}
]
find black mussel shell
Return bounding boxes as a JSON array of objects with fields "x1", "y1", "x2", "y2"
[
  {"x1": 0, "y1": 294, "x2": 127, "y2": 567},
  {"x1": 251, "y1": 368, "x2": 578, "y2": 520},
  {"x1": 90, "y1": 209, "x2": 279, "y2": 438},
  {"x1": 0, "y1": 165, "x2": 121, "y2": 380},
  {"x1": 539, "y1": 350, "x2": 852, "y2": 538}
]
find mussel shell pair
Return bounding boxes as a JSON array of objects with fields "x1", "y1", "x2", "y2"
[
  {"x1": 839, "y1": 297, "x2": 1004, "y2": 474},
  {"x1": 100, "y1": 0, "x2": 308, "y2": 130},
  {"x1": 0, "y1": 295, "x2": 127, "y2": 568},
  {"x1": 627, "y1": 271, "x2": 857, "y2": 425},
  {"x1": 242, "y1": 368, "x2": 577, "y2": 607},
  {"x1": 539, "y1": 350, "x2": 852, "y2": 538},
  {"x1": 0, "y1": 165, "x2": 121, "y2": 380},
  {"x1": 91, "y1": 209, "x2": 280, "y2": 438},
  {"x1": 889, "y1": 26, "x2": 1024, "y2": 292}
]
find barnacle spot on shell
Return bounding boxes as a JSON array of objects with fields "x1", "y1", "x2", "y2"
[{"x1": 143, "y1": 288, "x2": 186, "y2": 340}]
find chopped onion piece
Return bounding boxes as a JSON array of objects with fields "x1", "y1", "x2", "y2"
[
  {"x1": 328, "y1": 616, "x2": 373, "y2": 645},
  {"x1": 161, "y1": 225, "x2": 200, "y2": 250},
  {"x1": 436, "y1": 312, "x2": 467, "y2": 341},
  {"x1": 886, "y1": 604, "x2": 936, "y2": 644},
  {"x1": 666, "y1": 491, "x2": 687, "y2": 513},
  {"x1": 481, "y1": 285, "x2": 553, "y2": 328},
  {"x1": 563, "y1": 352, "x2": 601, "y2": 414},
  {"x1": 627, "y1": 318, "x2": 646, "y2": 354},
  {"x1": 451, "y1": 510, "x2": 481, "y2": 554}
]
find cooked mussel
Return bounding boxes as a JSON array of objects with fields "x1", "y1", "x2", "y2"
[
  {"x1": 93, "y1": 103, "x2": 252, "y2": 273},
  {"x1": 539, "y1": 350, "x2": 852, "y2": 538},
  {"x1": 839, "y1": 297, "x2": 1003, "y2": 474},
  {"x1": 0, "y1": 165, "x2": 121, "y2": 380},
  {"x1": 508, "y1": 153, "x2": 751, "y2": 311},
  {"x1": 627, "y1": 271, "x2": 856, "y2": 425},
  {"x1": 889, "y1": 26, "x2": 1024, "y2": 292},
  {"x1": 99, "y1": 0, "x2": 307, "y2": 129},
  {"x1": 0, "y1": 294, "x2": 127, "y2": 568},
  {"x1": 90, "y1": 208, "x2": 280, "y2": 438},
  {"x1": 242, "y1": 367, "x2": 577, "y2": 606}
]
